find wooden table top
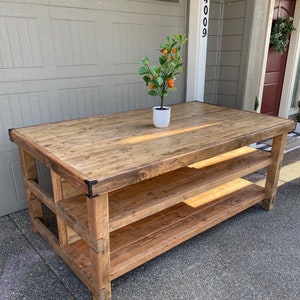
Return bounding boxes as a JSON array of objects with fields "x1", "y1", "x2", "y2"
[{"x1": 10, "y1": 102, "x2": 295, "y2": 195}]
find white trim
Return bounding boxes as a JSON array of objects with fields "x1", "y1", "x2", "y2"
[
  {"x1": 242, "y1": 0, "x2": 275, "y2": 112},
  {"x1": 186, "y1": 0, "x2": 209, "y2": 102},
  {"x1": 279, "y1": 0, "x2": 300, "y2": 117},
  {"x1": 257, "y1": 0, "x2": 276, "y2": 113}
]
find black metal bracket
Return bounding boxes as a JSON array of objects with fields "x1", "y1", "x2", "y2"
[
  {"x1": 84, "y1": 179, "x2": 99, "y2": 199},
  {"x1": 8, "y1": 128, "x2": 15, "y2": 142}
]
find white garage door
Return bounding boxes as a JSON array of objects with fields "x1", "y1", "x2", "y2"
[{"x1": 0, "y1": 0, "x2": 187, "y2": 216}]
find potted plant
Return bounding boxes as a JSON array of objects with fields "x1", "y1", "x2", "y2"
[{"x1": 138, "y1": 34, "x2": 187, "y2": 127}]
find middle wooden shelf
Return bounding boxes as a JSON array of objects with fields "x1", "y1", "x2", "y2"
[{"x1": 55, "y1": 147, "x2": 270, "y2": 243}]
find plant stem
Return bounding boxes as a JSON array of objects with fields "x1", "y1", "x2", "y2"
[{"x1": 160, "y1": 95, "x2": 164, "y2": 109}]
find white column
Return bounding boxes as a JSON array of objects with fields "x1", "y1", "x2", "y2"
[{"x1": 186, "y1": 0, "x2": 210, "y2": 102}]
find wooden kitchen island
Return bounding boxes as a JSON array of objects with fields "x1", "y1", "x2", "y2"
[{"x1": 9, "y1": 102, "x2": 295, "y2": 299}]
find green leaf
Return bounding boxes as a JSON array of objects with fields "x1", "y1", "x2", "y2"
[
  {"x1": 157, "y1": 77, "x2": 163, "y2": 86},
  {"x1": 174, "y1": 66, "x2": 183, "y2": 73},
  {"x1": 143, "y1": 75, "x2": 151, "y2": 83},
  {"x1": 142, "y1": 56, "x2": 149, "y2": 65},
  {"x1": 170, "y1": 41, "x2": 177, "y2": 49},
  {"x1": 139, "y1": 66, "x2": 149, "y2": 75},
  {"x1": 162, "y1": 91, "x2": 168, "y2": 97},
  {"x1": 170, "y1": 61, "x2": 177, "y2": 67},
  {"x1": 148, "y1": 90, "x2": 158, "y2": 96},
  {"x1": 159, "y1": 56, "x2": 167, "y2": 65},
  {"x1": 161, "y1": 74, "x2": 168, "y2": 81}
]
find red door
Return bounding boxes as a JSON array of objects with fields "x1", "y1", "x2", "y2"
[{"x1": 261, "y1": 0, "x2": 296, "y2": 116}]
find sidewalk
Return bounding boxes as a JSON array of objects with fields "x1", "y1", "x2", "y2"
[{"x1": 1, "y1": 148, "x2": 299, "y2": 300}]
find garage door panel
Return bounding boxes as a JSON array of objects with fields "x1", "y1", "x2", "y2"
[
  {"x1": 0, "y1": 150, "x2": 27, "y2": 217},
  {"x1": 0, "y1": 15, "x2": 43, "y2": 68},
  {"x1": 48, "y1": 0, "x2": 185, "y2": 16},
  {"x1": 0, "y1": 3, "x2": 50, "y2": 82},
  {"x1": 0, "y1": 0, "x2": 187, "y2": 215},
  {"x1": 1, "y1": 3, "x2": 186, "y2": 82},
  {"x1": 51, "y1": 18, "x2": 97, "y2": 67}
]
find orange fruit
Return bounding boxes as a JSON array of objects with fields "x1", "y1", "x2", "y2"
[
  {"x1": 167, "y1": 78, "x2": 174, "y2": 88},
  {"x1": 162, "y1": 49, "x2": 168, "y2": 55},
  {"x1": 172, "y1": 48, "x2": 177, "y2": 53},
  {"x1": 149, "y1": 83, "x2": 155, "y2": 90}
]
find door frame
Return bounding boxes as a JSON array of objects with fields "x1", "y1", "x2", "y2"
[
  {"x1": 278, "y1": 0, "x2": 300, "y2": 117},
  {"x1": 186, "y1": 0, "x2": 210, "y2": 102}
]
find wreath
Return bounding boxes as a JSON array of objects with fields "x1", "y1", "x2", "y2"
[{"x1": 269, "y1": 17, "x2": 296, "y2": 54}]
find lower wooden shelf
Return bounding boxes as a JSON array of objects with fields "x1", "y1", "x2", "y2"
[{"x1": 57, "y1": 178, "x2": 265, "y2": 281}]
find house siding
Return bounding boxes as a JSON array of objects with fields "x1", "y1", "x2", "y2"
[
  {"x1": 204, "y1": 0, "x2": 249, "y2": 108},
  {"x1": 0, "y1": 0, "x2": 187, "y2": 216}
]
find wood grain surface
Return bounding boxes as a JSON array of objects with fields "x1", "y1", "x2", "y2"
[{"x1": 10, "y1": 102, "x2": 295, "y2": 195}]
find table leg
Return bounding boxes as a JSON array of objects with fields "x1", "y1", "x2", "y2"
[
  {"x1": 262, "y1": 133, "x2": 287, "y2": 210},
  {"x1": 51, "y1": 170, "x2": 68, "y2": 247},
  {"x1": 19, "y1": 148, "x2": 42, "y2": 232},
  {"x1": 87, "y1": 194, "x2": 111, "y2": 300}
]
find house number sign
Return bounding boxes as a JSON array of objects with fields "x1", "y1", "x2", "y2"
[
  {"x1": 186, "y1": 0, "x2": 210, "y2": 102},
  {"x1": 202, "y1": 0, "x2": 209, "y2": 38}
]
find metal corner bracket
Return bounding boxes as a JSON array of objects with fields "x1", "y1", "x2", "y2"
[
  {"x1": 84, "y1": 179, "x2": 99, "y2": 199},
  {"x1": 8, "y1": 128, "x2": 15, "y2": 142}
]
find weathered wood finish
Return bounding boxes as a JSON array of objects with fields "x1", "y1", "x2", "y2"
[
  {"x1": 10, "y1": 102, "x2": 294, "y2": 195},
  {"x1": 51, "y1": 170, "x2": 68, "y2": 247},
  {"x1": 56, "y1": 147, "x2": 271, "y2": 238},
  {"x1": 18, "y1": 148, "x2": 42, "y2": 232},
  {"x1": 87, "y1": 194, "x2": 111, "y2": 299},
  {"x1": 110, "y1": 179, "x2": 265, "y2": 279},
  {"x1": 262, "y1": 134, "x2": 288, "y2": 210},
  {"x1": 9, "y1": 102, "x2": 294, "y2": 300}
]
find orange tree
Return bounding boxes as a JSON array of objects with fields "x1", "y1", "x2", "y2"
[{"x1": 138, "y1": 34, "x2": 187, "y2": 109}]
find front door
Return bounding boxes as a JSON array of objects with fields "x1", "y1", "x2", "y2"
[{"x1": 261, "y1": 0, "x2": 296, "y2": 116}]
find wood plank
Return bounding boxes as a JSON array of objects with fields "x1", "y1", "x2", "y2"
[
  {"x1": 57, "y1": 179, "x2": 265, "y2": 282},
  {"x1": 32, "y1": 218, "x2": 96, "y2": 295},
  {"x1": 25, "y1": 179, "x2": 56, "y2": 213},
  {"x1": 51, "y1": 170, "x2": 68, "y2": 247},
  {"x1": 19, "y1": 148, "x2": 42, "y2": 232},
  {"x1": 109, "y1": 179, "x2": 265, "y2": 279},
  {"x1": 109, "y1": 147, "x2": 271, "y2": 231},
  {"x1": 58, "y1": 147, "x2": 270, "y2": 236},
  {"x1": 87, "y1": 194, "x2": 111, "y2": 299},
  {"x1": 262, "y1": 134, "x2": 287, "y2": 210},
  {"x1": 22, "y1": 180, "x2": 88, "y2": 248},
  {"x1": 9, "y1": 102, "x2": 295, "y2": 194}
]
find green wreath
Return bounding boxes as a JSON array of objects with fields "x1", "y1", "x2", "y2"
[{"x1": 269, "y1": 17, "x2": 296, "y2": 54}]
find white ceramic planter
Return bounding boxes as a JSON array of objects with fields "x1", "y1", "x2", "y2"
[{"x1": 152, "y1": 106, "x2": 171, "y2": 128}]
